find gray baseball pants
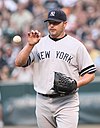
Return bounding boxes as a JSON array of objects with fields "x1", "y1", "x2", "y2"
[{"x1": 36, "y1": 92, "x2": 79, "y2": 128}]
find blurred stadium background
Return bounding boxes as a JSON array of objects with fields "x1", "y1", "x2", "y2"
[{"x1": 0, "y1": 0, "x2": 100, "y2": 128}]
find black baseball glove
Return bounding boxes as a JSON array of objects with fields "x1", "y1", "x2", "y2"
[{"x1": 53, "y1": 72, "x2": 77, "y2": 95}]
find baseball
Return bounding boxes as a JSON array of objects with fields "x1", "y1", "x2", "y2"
[{"x1": 13, "y1": 35, "x2": 21, "y2": 43}]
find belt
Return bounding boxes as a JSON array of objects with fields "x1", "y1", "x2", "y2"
[{"x1": 38, "y1": 92, "x2": 67, "y2": 98}]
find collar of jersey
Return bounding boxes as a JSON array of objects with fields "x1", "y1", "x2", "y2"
[{"x1": 49, "y1": 34, "x2": 67, "y2": 41}]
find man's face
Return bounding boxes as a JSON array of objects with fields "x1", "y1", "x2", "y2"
[{"x1": 47, "y1": 21, "x2": 67, "y2": 38}]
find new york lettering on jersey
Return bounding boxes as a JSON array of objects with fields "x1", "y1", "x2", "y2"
[{"x1": 37, "y1": 50, "x2": 73, "y2": 63}]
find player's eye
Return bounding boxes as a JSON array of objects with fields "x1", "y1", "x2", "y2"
[{"x1": 48, "y1": 21, "x2": 61, "y2": 25}]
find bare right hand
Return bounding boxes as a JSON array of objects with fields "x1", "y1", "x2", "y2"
[{"x1": 27, "y1": 30, "x2": 41, "y2": 46}]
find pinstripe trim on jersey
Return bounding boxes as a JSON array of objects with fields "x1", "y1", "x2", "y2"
[
  {"x1": 22, "y1": 56, "x2": 32, "y2": 67},
  {"x1": 79, "y1": 64, "x2": 96, "y2": 76},
  {"x1": 22, "y1": 52, "x2": 35, "y2": 67}
]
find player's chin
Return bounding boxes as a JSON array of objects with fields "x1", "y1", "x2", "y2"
[{"x1": 49, "y1": 31, "x2": 57, "y2": 38}]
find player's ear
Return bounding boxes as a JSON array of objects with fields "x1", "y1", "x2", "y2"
[{"x1": 64, "y1": 21, "x2": 67, "y2": 28}]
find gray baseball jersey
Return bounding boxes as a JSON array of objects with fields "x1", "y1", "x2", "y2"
[{"x1": 24, "y1": 34, "x2": 96, "y2": 94}]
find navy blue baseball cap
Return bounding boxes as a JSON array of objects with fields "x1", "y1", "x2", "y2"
[{"x1": 44, "y1": 9, "x2": 67, "y2": 22}]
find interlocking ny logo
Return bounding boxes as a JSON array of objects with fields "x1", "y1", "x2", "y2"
[{"x1": 50, "y1": 11, "x2": 55, "y2": 16}]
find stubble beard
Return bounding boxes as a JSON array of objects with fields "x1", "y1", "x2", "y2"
[
  {"x1": 49, "y1": 29, "x2": 62, "y2": 38},
  {"x1": 49, "y1": 29, "x2": 64, "y2": 39}
]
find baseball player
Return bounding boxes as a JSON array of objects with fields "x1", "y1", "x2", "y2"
[{"x1": 15, "y1": 9, "x2": 96, "y2": 128}]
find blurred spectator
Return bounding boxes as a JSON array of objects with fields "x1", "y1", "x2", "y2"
[
  {"x1": 3, "y1": 44, "x2": 16, "y2": 71},
  {"x1": 95, "y1": 37, "x2": 100, "y2": 50},
  {"x1": 29, "y1": 0, "x2": 47, "y2": 35},
  {"x1": 60, "y1": 0, "x2": 78, "y2": 7},
  {"x1": 0, "y1": 48, "x2": 7, "y2": 69},
  {"x1": 0, "y1": 8, "x2": 12, "y2": 43},
  {"x1": 11, "y1": 66, "x2": 33, "y2": 83},
  {"x1": 84, "y1": 40, "x2": 100, "y2": 61},
  {"x1": 0, "y1": 65, "x2": 11, "y2": 81},
  {"x1": 3, "y1": 41, "x2": 21, "y2": 71},
  {"x1": 0, "y1": 0, "x2": 17, "y2": 12},
  {"x1": 86, "y1": 5, "x2": 98, "y2": 26},
  {"x1": 44, "y1": 0, "x2": 62, "y2": 11},
  {"x1": 10, "y1": 0, "x2": 34, "y2": 33}
]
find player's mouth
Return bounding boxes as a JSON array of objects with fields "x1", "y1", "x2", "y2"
[{"x1": 49, "y1": 29, "x2": 56, "y2": 32}]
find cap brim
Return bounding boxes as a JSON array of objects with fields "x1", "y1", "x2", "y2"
[{"x1": 44, "y1": 18, "x2": 63, "y2": 22}]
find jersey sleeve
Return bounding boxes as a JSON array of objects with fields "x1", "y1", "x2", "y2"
[
  {"x1": 77, "y1": 44, "x2": 96, "y2": 76},
  {"x1": 22, "y1": 46, "x2": 36, "y2": 67}
]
